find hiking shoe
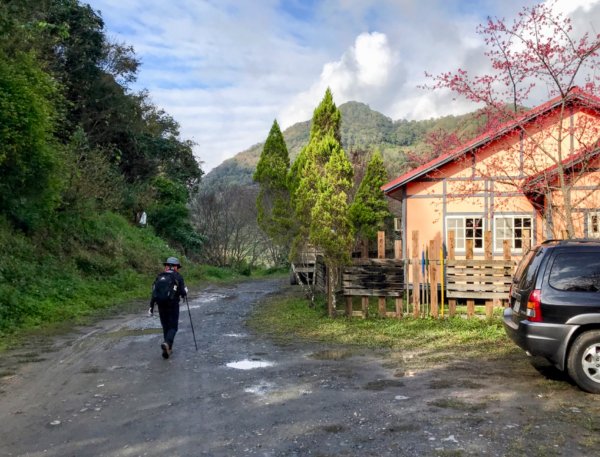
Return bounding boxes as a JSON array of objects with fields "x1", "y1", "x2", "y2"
[{"x1": 161, "y1": 342, "x2": 170, "y2": 359}]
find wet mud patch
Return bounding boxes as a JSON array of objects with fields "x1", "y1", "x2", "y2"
[
  {"x1": 385, "y1": 422, "x2": 420, "y2": 433},
  {"x1": 321, "y1": 424, "x2": 345, "y2": 433},
  {"x1": 363, "y1": 379, "x2": 405, "y2": 391},
  {"x1": 0, "y1": 369, "x2": 17, "y2": 378},
  {"x1": 429, "y1": 378, "x2": 484, "y2": 390},
  {"x1": 428, "y1": 397, "x2": 488, "y2": 412},
  {"x1": 16, "y1": 357, "x2": 46, "y2": 364},
  {"x1": 80, "y1": 366, "x2": 104, "y2": 374},
  {"x1": 13, "y1": 352, "x2": 47, "y2": 364},
  {"x1": 102, "y1": 328, "x2": 162, "y2": 339},
  {"x1": 205, "y1": 311, "x2": 226, "y2": 316},
  {"x1": 308, "y1": 349, "x2": 360, "y2": 360}
]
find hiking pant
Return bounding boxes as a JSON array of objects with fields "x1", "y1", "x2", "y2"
[{"x1": 158, "y1": 301, "x2": 180, "y2": 348}]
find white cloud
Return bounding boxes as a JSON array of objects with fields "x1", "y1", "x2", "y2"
[
  {"x1": 86, "y1": 0, "x2": 600, "y2": 172},
  {"x1": 279, "y1": 32, "x2": 403, "y2": 127}
]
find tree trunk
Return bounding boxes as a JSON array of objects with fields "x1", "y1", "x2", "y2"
[{"x1": 327, "y1": 267, "x2": 333, "y2": 317}]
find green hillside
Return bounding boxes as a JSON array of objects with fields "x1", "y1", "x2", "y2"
[{"x1": 202, "y1": 102, "x2": 484, "y2": 188}]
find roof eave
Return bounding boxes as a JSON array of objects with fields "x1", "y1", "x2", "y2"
[{"x1": 383, "y1": 89, "x2": 600, "y2": 197}]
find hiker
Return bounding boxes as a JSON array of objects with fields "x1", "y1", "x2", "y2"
[{"x1": 149, "y1": 257, "x2": 188, "y2": 359}]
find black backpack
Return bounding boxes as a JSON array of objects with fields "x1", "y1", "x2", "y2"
[{"x1": 152, "y1": 271, "x2": 179, "y2": 303}]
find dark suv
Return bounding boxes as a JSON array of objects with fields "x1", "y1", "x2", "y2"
[{"x1": 503, "y1": 239, "x2": 600, "y2": 393}]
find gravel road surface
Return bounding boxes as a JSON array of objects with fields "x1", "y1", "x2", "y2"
[{"x1": 1, "y1": 277, "x2": 599, "y2": 457}]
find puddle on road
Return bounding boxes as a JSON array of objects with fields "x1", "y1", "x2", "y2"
[
  {"x1": 243, "y1": 381, "x2": 313, "y2": 403},
  {"x1": 226, "y1": 360, "x2": 275, "y2": 370},
  {"x1": 244, "y1": 381, "x2": 276, "y2": 395},
  {"x1": 186, "y1": 292, "x2": 228, "y2": 309}
]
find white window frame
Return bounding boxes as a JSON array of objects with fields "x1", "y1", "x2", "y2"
[
  {"x1": 588, "y1": 211, "x2": 600, "y2": 238},
  {"x1": 446, "y1": 215, "x2": 485, "y2": 253},
  {"x1": 493, "y1": 215, "x2": 533, "y2": 252}
]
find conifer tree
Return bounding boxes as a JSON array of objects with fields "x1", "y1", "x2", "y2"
[
  {"x1": 292, "y1": 89, "x2": 354, "y2": 315},
  {"x1": 253, "y1": 120, "x2": 292, "y2": 264},
  {"x1": 310, "y1": 136, "x2": 354, "y2": 268},
  {"x1": 348, "y1": 150, "x2": 390, "y2": 247},
  {"x1": 292, "y1": 88, "x2": 342, "y2": 239},
  {"x1": 310, "y1": 87, "x2": 341, "y2": 143}
]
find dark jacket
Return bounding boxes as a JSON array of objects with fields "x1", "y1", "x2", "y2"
[{"x1": 149, "y1": 269, "x2": 187, "y2": 312}]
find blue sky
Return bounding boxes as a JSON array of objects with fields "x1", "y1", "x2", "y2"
[{"x1": 85, "y1": 0, "x2": 600, "y2": 172}]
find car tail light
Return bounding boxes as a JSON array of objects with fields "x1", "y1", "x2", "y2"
[{"x1": 526, "y1": 289, "x2": 542, "y2": 322}]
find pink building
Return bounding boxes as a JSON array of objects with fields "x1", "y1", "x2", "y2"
[{"x1": 383, "y1": 88, "x2": 600, "y2": 259}]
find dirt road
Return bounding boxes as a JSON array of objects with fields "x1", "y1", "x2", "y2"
[{"x1": 1, "y1": 278, "x2": 599, "y2": 457}]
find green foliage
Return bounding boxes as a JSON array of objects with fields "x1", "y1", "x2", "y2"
[
  {"x1": 294, "y1": 89, "x2": 343, "y2": 227},
  {"x1": 254, "y1": 120, "x2": 290, "y2": 186},
  {"x1": 60, "y1": 128, "x2": 125, "y2": 213},
  {"x1": 294, "y1": 90, "x2": 354, "y2": 270},
  {"x1": 204, "y1": 101, "x2": 486, "y2": 190},
  {"x1": 349, "y1": 150, "x2": 391, "y2": 241},
  {"x1": 310, "y1": 87, "x2": 342, "y2": 143},
  {"x1": 0, "y1": 50, "x2": 64, "y2": 230},
  {"x1": 0, "y1": 212, "x2": 174, "y2": 335},
  {"x1": 291, "y1": 90, "x2": 345, "y2": 245},
  {"x1": 310, "y1": 137, "x2": 355, "y2": 266},
  {"x1": 148, "y1": 176, "x2": 204, "y2": 253},
  {"x1": 254, "y1": 120, "x2": 293, "y2": 259},
  {"x1": 0, "y1": 1, "x2": 206, "y2": 339}
]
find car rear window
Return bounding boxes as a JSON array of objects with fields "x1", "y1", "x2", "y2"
[
  {"x1": 549, "y1": 253, "x2": 600, "y2": 292},
  {"x1": 514, "y1": 248, "x2": 544, "y2": 289}
]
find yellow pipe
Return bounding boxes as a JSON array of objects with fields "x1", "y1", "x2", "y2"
[{"x1": 440, "y1": 246, "x2": 444, "y2": 318}]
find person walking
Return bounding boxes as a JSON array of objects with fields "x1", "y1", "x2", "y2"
[{"x1": 149, "y1": 257, "x2": 187, "y2": 359}]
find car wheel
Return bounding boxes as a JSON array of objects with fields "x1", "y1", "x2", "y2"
[{"x1": 567, "y1": 330, "x2": 600, "y2": 394}]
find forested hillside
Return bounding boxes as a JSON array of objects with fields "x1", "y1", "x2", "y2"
[
  {"x1": 202, "y1": 101, "x2": 486, "y2": 189},
  {"x1": 0, "y1": 0, "x2": 204, "y2": 339},
  {"x1": 0, "y1": 0, "x2": 490, "y2": 339},
  {"x1": 195, "y1": 98, "x2": 489, "y2": 271}
]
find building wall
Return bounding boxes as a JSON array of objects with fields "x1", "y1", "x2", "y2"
[{"x1": 398, "y1": 106, "x2": 600, "y2": 260}]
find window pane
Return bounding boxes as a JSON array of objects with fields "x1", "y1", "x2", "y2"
[
  {"x1": 447, "y1": 218, "x2": 465, "y2": 249},
  {"x1": 517, "y1": 248, "x2": 544, "y2": 289},
  {"x1": 549, "y1": 253, "x2": 600, "y2": 292},
  {"x1": 496, "y1": 216, "x2": 531, "y2": 251}
]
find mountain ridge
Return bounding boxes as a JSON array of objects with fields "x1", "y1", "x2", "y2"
[{"x1": 201, "y1": 101, "x2": 482, "y2": 189}]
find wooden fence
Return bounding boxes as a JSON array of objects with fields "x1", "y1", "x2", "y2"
[
  {"x1": 342, "y1": 232, "x2": 404, "y2": 318},
  {"x1": 338, "y1": 229, "x2": 523, "y2": 319}
]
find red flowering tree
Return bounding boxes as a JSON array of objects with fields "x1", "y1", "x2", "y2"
[{"x1": 425, "y1": 2, "x2": 600, "y2": 238}]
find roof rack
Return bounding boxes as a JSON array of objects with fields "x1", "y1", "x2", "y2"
[{"x1": 541, "y1": 238, "x2": 600, "y2": 245}]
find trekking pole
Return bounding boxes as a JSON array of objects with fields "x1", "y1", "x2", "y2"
[{"x1": 185, "y1": 296, "x2": 198, "y2": 351}]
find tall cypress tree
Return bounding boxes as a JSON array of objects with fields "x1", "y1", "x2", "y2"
[
  {"x1": 253, "y1": 119, "x2": 292, "y2": 264},
  {"x1": 349, "y1": 150, "x2": 390, "y2": 244},
  {"x1": 293, "y1": 89, "x2": 354, "y2": 315},
  {"x1": 293, "y1": 88, "x2": 342, "y2": 237},
  {"x1": 310, "y1": 87, "x2": 341, "y2": 143}
]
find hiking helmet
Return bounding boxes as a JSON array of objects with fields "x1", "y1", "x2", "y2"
[{"x1": 164, "y1": 256, "x2": 181, "y2": 267}]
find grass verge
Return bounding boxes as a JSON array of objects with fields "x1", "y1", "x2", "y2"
[{"x1": 248, "y1": 286, "x2": 518, "y2": 363}]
